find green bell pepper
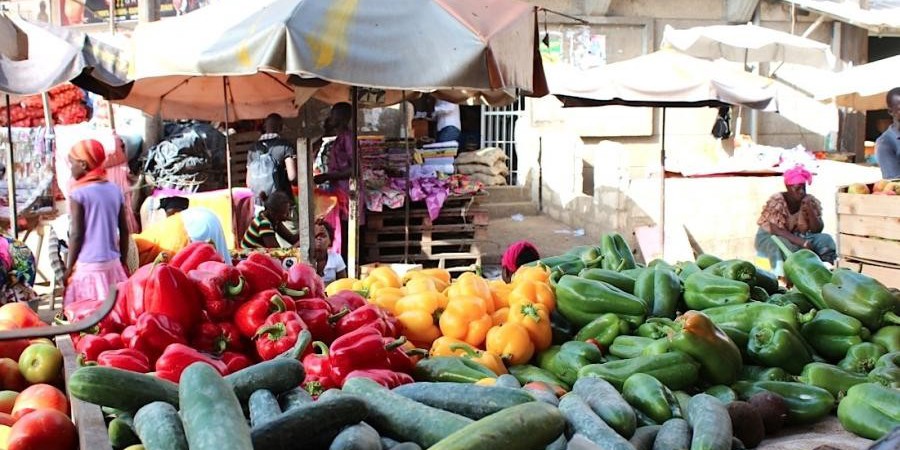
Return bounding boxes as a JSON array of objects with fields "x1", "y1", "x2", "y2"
[
  {"x1": 705, "y1": 385, "x2": 738, "y2": 403},
  {"x1": 732, "y1": 380, "x2": 835, "y2": 424},
  {"x1": 675, "y1": 261, "x2": 702, "y2": 282},
  {"x1": 600, "y1": 233, "x2": 636, "y2": 271},
  {"x1": 766, "y1": 290, "x2": 815, "y2": 313},
  {"x1": 574, "y1": 313, "x2": 629, "y2": 347},
  {"x1": 622, "y1": 373, "x2": 681, "y2": 424},
  {"x1": 634, "y1": 267, "x2": 682, "y2": 319},
  {"x1": 554, "y1": 275, "x2": 647, "y2": 328},
  {"x1": 837, "y1": 383, "x2": 900, "y2": 440},
  {"x1": 647, "y1": 259, "x2": 676, "y2": 271},
  {"x1": 750, "y1": 285, "x2": 770, "y2": 302},
  {"x1": 695, "y1": 254, "x2": 723, "y2": 270},
  {"x1": 550, "y1": 309, "x2": 576, "y2": 345},
  {"x1": 413, "y1": 356, "x2": 497, "y2": 383},
  {"x1": 771, "y1": 236, "x2": 832, "y2": 310},
  {"x1": 868, "y1": 352, "x2": 900, "y2": 388},
  {"x1": 668, "y1": 311, "x2": 743, "y2": 385},
  {"x1": 800, "y1": 309, "x2": 870, "y2": 362},
  {"x1": 537, "y1": 341, "x2": 604, "y2": 386},
  {"x1": 747, "y1": 319, "x2": 813, "y2": 375},
  {"x1": 797, "y1": 362, "x2": 868, "y2": 398},
  {"x1": 641, "y1": 338, "x2": 671, "y2": 356},
  {"x1": 838, "y1": 342, "x2": 887, "y2": 374},
  {"x1": 565, "y1": 245, "x2": 604, "y2": 268},
  {"x1": 754, "y1": 267, "x2": 781, "y2": 295},
  {"x1": 739, "y1": 365, "x2": 792, "y2": 382},
  {"x1": 621, "y1": 267, "x2": 647, "y2": 279},
  {"x1": 528, "y1": 253, "x2": 581, "y2": 270},
  {"x1": 720, "y1": 326, "x2": 749, "y2": 356},
  {"x1": 683, "y1": 272, "x2": 750, "y2": 310},
  {"x1": 609, "y1": 335, "x2": 656, "y2": 359},
  {"x1": 507, "y1": 364, "x2": 571, "y2": 393},
  {"x1": 871, "y1": 326, "x2": 900, "y2": 353},
  {"x1": 703, "y1": 259, "x2": 757, "y2": 284},
  {"x1": 822, "y1": 269, "x2": 900, "y2": 331},
  {"x1": 578, "y1": 268, "x2": 636, "y2": 293},
  {"x1": 636, "y1": 318, "x2": 678, "y2": 340},
  {"x1": 705, "y1": 302, "x2": 811, "y2": 334},
  {"x1": 578, "y1": 351, "x2": 700, "y2": 391}
]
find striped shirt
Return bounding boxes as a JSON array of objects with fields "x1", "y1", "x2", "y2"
[{"x1": 241, "y1": 212, "x2": 276, "y2": 249}]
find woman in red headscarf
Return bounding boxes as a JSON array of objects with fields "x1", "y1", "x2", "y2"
[
  {"x1": 754, "y1": 165, "x2": 836, "y2": 274},
  {"x1": 64, "y1": 140, "x2": 130, "y2": 306},
  {"x1": 501, "y1": 240, "x2": 541, "y2": 283}
]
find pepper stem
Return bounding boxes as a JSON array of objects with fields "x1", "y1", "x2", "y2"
[
  {"x1": 770, "y1": 236, "x2": 793, "y2": 259},
  {"x1": 384, "y1": 336, "x2": 408, "y2": 351},
  {"x1": 280, "y1": 286, "x2": 310, "y2": 298},
  {"x1": 226, "y1": 276, "x2": 245, "y2": 297},
  {"x1": 885, "y1": 311, "x2": 900, "y2": 326},
  {"x1": 449, "y1": 343, "x2": 479, "y2": 357},
  {"x1": 270, "y1": 295, "x2": 288, "y2": 313},
  {"x1": 311, "y1": 340, "x2": 330, "y2": 356},
  {"x1": 405, "y1": 348, "x2": 430, "y2": 358},
  {"x1": 254, "y1": 323, "x2": 285, "y2": 341},
  {"x1": 328, "y1": 307, "x2": 350, "y2": 324}
]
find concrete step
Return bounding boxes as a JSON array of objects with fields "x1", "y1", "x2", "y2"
[
  {"x1": 482, "y1": 186, "x2": 530, "y2": 204},
  {"x1": 487, "y1": 201, "x2": 539, "y2": 220}
]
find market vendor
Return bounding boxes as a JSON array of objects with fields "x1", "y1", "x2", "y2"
[
  {"x1": 754, "y1": 166, "x2": 836, "y2": 273},
  {"x1": 241, "y1": 191, "x2": 299, "y2": 249},
  {"x1": 875, "y1": 87, "x2": 900, "y2": 179},
  {"x1": 314, "y1": 102, "x2": 353, "y2": 256},
  {"x1": 501, "y1": 240, "x2": 541, "y2": 283},
  {"x1": 132, "y1": 196, "x2": 232, "y2": 265}
]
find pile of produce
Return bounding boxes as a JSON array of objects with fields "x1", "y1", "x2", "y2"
[
  {"x1": 846, "y1": 179, "x2": 900, "y2": 196},
  {"x1": 0, "y1": 84, "x2": 89, "y2": 128},
  {"x1": 63, "y1": 233, "x2": 899, "y2": 450}
]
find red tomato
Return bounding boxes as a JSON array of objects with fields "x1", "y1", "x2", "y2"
[
  {"x1": 7, "y1": 409, "x2": 76, "y2": 450},
  {"x1": 11, "y1": 384, "x2": 68, "y2": 421},
  {"x1": 0, "y1": 304, "x2": 44, "y2": 329}
]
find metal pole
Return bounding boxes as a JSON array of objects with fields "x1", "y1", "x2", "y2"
[
  {"x1": 348, "y1": 87, "x2": 359, "y2": 278},
  {"x1": 660, "y1": 107, "x2": 667, "y2": 260},
  {"x1": 222, "y1": 78, "x2": 234, "y2": 240},
  {"x1": 538, "y1": 136, "x2": 543, "y2": 213},
  {"x1": 5, "y1": 95, "x2": 18, "y2": 237},
  {"x1": 402, "y1": 93, "x2": 411, "y2": 264},
  {"x1": 109, "y1": 0, "x2": 116, "y2": 34}
]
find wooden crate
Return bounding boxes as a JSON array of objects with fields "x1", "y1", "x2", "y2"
[
  {"x1": 838, "y1": 258, "x2": 900, "y2": 289},
  {"x1": 59, "y1": 334, "x2": 113, "y2": 450},
  {"x1": 836, "y1": 186, "x2": 900, "y2": 268}
]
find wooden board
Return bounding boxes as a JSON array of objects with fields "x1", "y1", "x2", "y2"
[
  {"x1": 838, "y1": 234, "x2": 900, "y2": 266},
  {"x1": 836, "y1": 192, "x2": 900, "y2": 218},
  {"x1": 837, "y1": 214, "x2": 900, "y2": 241},
  {"x1": 839, "y1": 258, "x2": 900, "y2": 289},
  {"x1": 59, "y1": 334, "x2": 113, "y2": 450}
]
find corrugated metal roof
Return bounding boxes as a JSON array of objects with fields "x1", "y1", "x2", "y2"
[{"x1": 781, "y1": 0, "x2": 900, "y2": 36}]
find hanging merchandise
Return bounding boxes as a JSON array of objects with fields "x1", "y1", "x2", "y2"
[{"x1": 0, "y1": 83, "x2": 89, "y2": 128}]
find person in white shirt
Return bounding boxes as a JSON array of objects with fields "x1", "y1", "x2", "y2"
[
  {"x1": 314, "y1": 219, "x2": 346, "y2": 284},
  {"x1": 433, "y1": 99, "x2": 461, "y2": 143}
]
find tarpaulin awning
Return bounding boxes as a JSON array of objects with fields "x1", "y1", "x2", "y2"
[{"x1": 817, "y1": 55, "x2": 900, "y2": 111}]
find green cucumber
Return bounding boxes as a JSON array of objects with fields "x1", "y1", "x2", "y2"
[
  {"x1": 225, "y1": 358, "x2": 304, "y2": 404},
  {"x1": 390, "y1": 444, "x2": 423, "y2": 450},
  {"x1": 428, "y1": 402, "x2": 564, "y2": 450},
  {"x1": 133, "y1": 401, "x2": 188, "y2": 450},
  {"x1": 623, "y1": 373, "x2": 680, "y2": 424},
  {"x1": 630, "y1": 425, "x2": 661, "y2": 450},
  {"x1": 495, "y1": 374, "x2": 521, "y2": 388},
  {"x1": 557, "y1": 393, "x2": 634, "y2": 450},
  {"x1": 249, "y1": 390, "x2": 282, "y2": 428},
  {"x1": 108, "y1": 416, "x2": 140, "y2": 449},
  {"x1": 572, "y1": 376, "x2": 636, "y2": 438},
  {"x1": 342, "y1": 377, "x2": 472, "y2": 447},
  {"x1": 251, "y1": 395, "x2": 369, "y2": 450},
  {"x1": 329, "y1": 422, "x2": 381, "y2": 450},
  {"x1": 278, "y1": 386, "x2": 313, "y2": 412},
  {"x1": 68, "y1": 366, "x2": 179, "y2": 412},
  {"x1": 180, "y1": 363, "x2": 253, "y2": 450},
  {"x1": 392, "y1": 382, "x2": 535, "y2": 419},
  {"x1": 654, "y1": 418, "x2": 691, "y2": 450},
  {"x1": 686, "y1": 394, "x2": 732, "y2": 450}
]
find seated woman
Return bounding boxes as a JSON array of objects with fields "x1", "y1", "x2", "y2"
[
  {"x1": 314, "y1": 220, "x2": 346, "y2": 284},
  {"x1": 501, "y1": 240, "x2": 540, "y2": 283},
  {"x1": 241, "y1": 191, "x2": 299, "y2": 249},
  {"x1": 133, "y1": 196, "x2": 232, "y2": 265},
  {"x1": 754, "y1": 166, "x2": 836, "y2": 274}
]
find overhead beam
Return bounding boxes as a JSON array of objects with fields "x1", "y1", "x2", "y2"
[{"x1": 725, "y1": 0, "x2": 760, "y2": 23}]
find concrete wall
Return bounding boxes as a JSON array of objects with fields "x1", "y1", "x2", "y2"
[{"x1": 516, "y1": 0, "x2": 863, "y2": 262}]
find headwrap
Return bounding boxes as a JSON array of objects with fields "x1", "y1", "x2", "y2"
[
  {"x1": 783, "y1": 165, "x2": 813, "y2": 186},
  {"x1": 69, "y1": 139, "x2": 108, "y2": 188},
  {"x1": 501, "y1": 240, "x2": 540, "y2": 275},
  {"x1": 159, "y1": 196, "x2": 190, "y2": 212}
]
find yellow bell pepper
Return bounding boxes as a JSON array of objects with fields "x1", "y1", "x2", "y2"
[
  {"x1": 485, "y1": 322, "x2": 535, "y2": 366},
  {"x1": 429, "y1": 336, "x2": 470, "y2": 357},
  {"x1": 511, "y1": 265, "x2": 551, "y2": 285},
  {"x1": 445, "y1": 273, "x2": 493, "y2": 312},
  {"x1": 475, "y1": 377, "x2": 496, "y2": 386},
  {"x1": 420, "y1": 268, "x2": 451, "y2": 285},
  {"x1": 439, "y1": 296, "x2": 493, "y2": 348},
  {"x1": 394, "y1": 292, "x2": 449, "y2": 347},
  {"x1": 362, "y1": 267, "x2": 402, "y2": 297},
  {"x1": 403, "y1": 268, "x2": 451, "y2": 292},
  {"x1": 507, "y1": 301, "x2": 553, "y2": 351},
  {"x1": 489, "y1": 279, "x2": 513, "y2": 310},
  {"x1": 368, "y1": 286, "x2": 406, "y2": 314},
  {"x1": 405, "y1": 276, "x2": 438, "y2": 295},
  {"x1": 508, "y1": 279, "x2": 556, "y2": 311},
  {"x1": 325, "y1": 278, "x2": 360, "y2": 297},
  {"x1": 491, "y1": 307, "x2": 510, "y2": 326},
  {"x1": 430, "y1": 338, "x2": 509, "y2": 376}
]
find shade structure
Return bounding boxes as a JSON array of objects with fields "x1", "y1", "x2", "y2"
[
  {"x1": 818, "y1": 55, "x2": 900, "y2": 111},
  {"x1": 0, "y1": 12, "x2": 131, "y2": 98},
  {"x1": 661, "y1": 23, "x2": 836, "y2": 70}
]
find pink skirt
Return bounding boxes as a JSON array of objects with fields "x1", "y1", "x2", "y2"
[{"x1": 64, "y1": 260, "x2": 128, "y2": 307}]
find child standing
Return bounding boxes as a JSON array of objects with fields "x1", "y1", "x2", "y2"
[
  {"x1": 314, "y1": 220, "x2": 346, "y2": 284},
  {"x1": 64, "y1": 140, "x2": 130, "y2": 306}
]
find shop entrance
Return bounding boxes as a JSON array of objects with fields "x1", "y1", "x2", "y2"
[{"x1": 481, "y1": 96, "x2": 526, "y2": 185}]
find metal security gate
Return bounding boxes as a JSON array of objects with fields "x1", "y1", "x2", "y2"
[{"x1": 481, "y1": 97, "x2": 526, "y2": 185}]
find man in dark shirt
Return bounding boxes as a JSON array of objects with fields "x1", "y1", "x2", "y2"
[{"x1": 875, "y1": 87, "x2": 900, "y2": 179}]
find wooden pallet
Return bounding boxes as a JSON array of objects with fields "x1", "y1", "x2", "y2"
[
  {"x1": 835, "y1": 187, "x2": 900, "y2": 275},
  {"x1": 838, "y1": 257, "x2": 900, "y2": 289},
  {"x1": 369, "y1": 251, "x2": 482, "y2": 274}
]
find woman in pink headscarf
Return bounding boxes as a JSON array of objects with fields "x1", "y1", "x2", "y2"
[
  {"x1": 755, "y1": 165, "x2": 836, "y2": 273},
  {"x1": 501, "y1": 240, "x2": 541, "y2": 283}
]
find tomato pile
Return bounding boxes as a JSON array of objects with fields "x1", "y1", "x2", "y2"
[{"x1": 0, "y1": 84, "x2": 89, "y2": 127}]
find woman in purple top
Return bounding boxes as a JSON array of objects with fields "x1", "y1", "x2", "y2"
[
  {"x1": 314, "y1": 102, "x2": 354, "y2": 255},
  {"x1": 64, "y1": 140, "x2": 130, "y2": 306}
]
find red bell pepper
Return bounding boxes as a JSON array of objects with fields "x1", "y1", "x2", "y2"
[
  {"x1": 335, "y1": 304, "x2": 401, "y2": 338},
  {"x1": 102, "y1": 333, "x2": 124, "y2": 349},
  {"x1": 294, "y1": 298, "x2": 348, "y2": 344},
  {"x1": 254, "y1": 311, "x2": 308, "y2": 361},
  {"x1": 169, "y1": 241, "x2": 223, "y2": 273},
  {"x1": 123, "y1": 260, "x2": 158, "y2": 323},
  {"x1": 286, "y1": 263, "x2": 325, "y2": 299},
  {"x1": 154, "y1": 343, "x2": 228, "y2": 383},
  {"x1": 142, "y1": 263, "x2": 203, "y2": 334},
  {"x1": 235, "y1": 289, "x2": 296, "y2": 339},
  {"x1": 96, "y1": 348, "x2": 151, "y2": 373},
  {"x1": 343, "y1": 369, "x2": 414, "y2": 389},
  {"x1": 188, "y1": 261, "x2": 248, "y2": 320},
  {"x1": 121, "y1": 325, "x2": 136, "y2": 346},
  {"x1": 127, "y1": 313, "x2": 187, "y2": 364},
  {"x1": 62, "y1": 297, "x2": 126, "y2": 334},
  {"x1": 237, "y1": 253, "x2": 287, "y2": 294},
  {"x1": 75, "y1": 334, "x2": 115, "y2": 364},
  {"x1": 383, "y1": 336, "x2": 426, "y2": 374},
  {"x1": 220, "y1": 351, "x2": 254, "y2": 375},
  {"x1": 325, "y1": 291, "x2": 367, "y2": 313},
  {"x1": 192, "y1": 315, "x2": 246, "y2": 355},
  {"x1": 329, "y1": 326, "x2": 395, "y2": 385},
  {"x1": 302, "y1": 341, "x2": 338, "y2": 396}
]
